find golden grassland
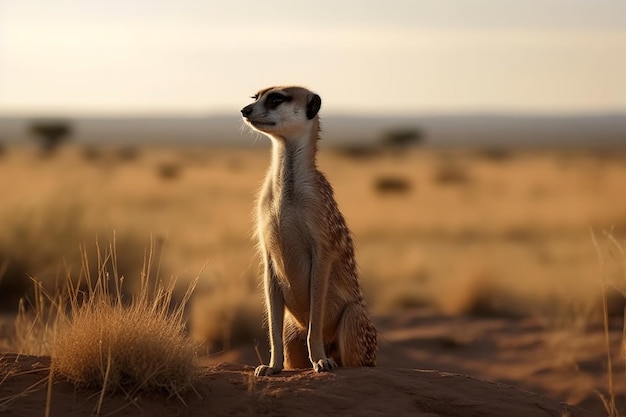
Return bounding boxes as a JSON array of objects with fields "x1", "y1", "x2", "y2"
[
  {"x1": 0, "y1": 144, "x2": 625, "y2": 350},
  {"x1": 0, "y1": 143, "x2": 625, "y2": 415}
]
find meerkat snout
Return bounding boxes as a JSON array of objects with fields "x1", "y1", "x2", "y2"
[{"x1": 241, "y1": 104, "x2": 253, "y2": 118}]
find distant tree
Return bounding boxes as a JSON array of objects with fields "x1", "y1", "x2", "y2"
[
  {"x1": 116, "y1": 146, "x2": 140, "y2": 161},
  {"x1": 333, "y1": 143, "x2": 382, "y2": 160},
  {"x1": 381, "y1": 127, "x2": 424, "y2": 149},
  {"x1": 29, "y1": 119, "x2": 73, "y2": 155}
]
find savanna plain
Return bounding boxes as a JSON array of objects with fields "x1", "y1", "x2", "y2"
[{"x1": 0, "y1": 141, "x2": 625, "y2": 416}]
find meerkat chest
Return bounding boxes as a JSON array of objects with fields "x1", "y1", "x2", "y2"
[
  {"x1": 258, "y1": 173, "x2": 319, "y2": 249},
  {"x1": 257, "y1": 189, "x2": 317, "y2": 305},
  {"x1": 260, "y1": 199, "x2": 314, "y2": 272}
]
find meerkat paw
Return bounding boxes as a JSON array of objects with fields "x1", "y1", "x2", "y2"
[
  {"x1": 254, "y1": 365, "x2": 283, "y2": 377},
  {"x1": 313, "y1": 358, "x2": 338, "y2": 373}
]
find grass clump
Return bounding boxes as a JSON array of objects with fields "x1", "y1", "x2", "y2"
[
  {"x1": 53, "y1": 300, "x2": 195, "y2": 395},
  {"x1": 49, "y1": 241, "x2": 198, "y2": 399},
  {"x1": 11, "y1": 284, "x2": 59, "y2": 356},
  {"x1": 593, "y1": 230, "x2": 626, "y2": 417}
]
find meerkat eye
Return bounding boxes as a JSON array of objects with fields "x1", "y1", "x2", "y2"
[
  {"x1": 269, "y1": 94, "x2": 285, "y2": 105},
  {"x1": 266, "y1": 93, "x2": 290, "y2": 109}
]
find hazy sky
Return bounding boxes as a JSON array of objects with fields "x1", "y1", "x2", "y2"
[{"x1": 1, "y1": 0, "x2": 625, "y2": 115}]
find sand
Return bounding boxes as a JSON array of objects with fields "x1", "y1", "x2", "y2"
[
  {"x1": 0, "y1": 354, "x2": 593, "y2": 417},
  {"x1": 2, "y1": 308, "x2": 611, "y2": 416}
]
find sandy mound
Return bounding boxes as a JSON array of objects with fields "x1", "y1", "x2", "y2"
[{"x1": 0, "y1": 354, "x2": 593, "y2": 417}]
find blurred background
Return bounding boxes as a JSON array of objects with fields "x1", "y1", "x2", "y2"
[
  {"x1": 0, "y1": 1, "x2": 625, "y2": 413},
  {"x1": 1, "y1": 0, "x2": 625, "y2": 145}
]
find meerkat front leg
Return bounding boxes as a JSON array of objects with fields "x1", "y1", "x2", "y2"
[
  {"x1": 255, "y1": 257, "x2": 285, "y2": 376},
  {"x1": 307, "y1": 254, "x2": 337, "y2": 372}
]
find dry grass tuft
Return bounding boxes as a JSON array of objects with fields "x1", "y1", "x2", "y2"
[
  {"x1": 53, "y1": 301, "x2": 195, "y2": 394},
  {"x1": 593, "y1": 230, "x2": 626, "y2": 417},
  {"x1": 48, "y1": 241, "x2": 198, "y2": 398},
  {"x1": 11, "y1": 283, "x2": 59, "y2": 356}
]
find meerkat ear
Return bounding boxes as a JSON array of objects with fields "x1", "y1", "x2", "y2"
[{"x1": 306, "y1": 94, "x2": 321, "y2": 120}]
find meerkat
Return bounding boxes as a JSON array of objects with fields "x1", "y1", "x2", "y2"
[{"x1": 240, "y1": 86, "x2": 377, "y2": 376}]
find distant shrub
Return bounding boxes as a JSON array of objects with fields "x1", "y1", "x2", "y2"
[
  {"x1": 115, "y1": 146, "x2": 140, "y2": 161},
  {"x1": 29, "y1": 119, "x2": 72, "y2": 155},
  {"x1": 433, "y1": 163, "x2": 471, "y2": 185},
  {"x1": 381, "y1": 127, "x2": 424, "y2": 149},
  {"x1": 157, "y1": 162, "x2": 182, "y2": 180},
  {"x1": 334, "y1": 144, "x2": 382, "y2": 160},
  {"x1": 373, "y1": 176, "x2": 412, "y2": 195},
  {"x1": 475, "y1": 148, "x2": 513, "y2": 162},
  {"x1": 502, "y1": 227, "x2": 537, "y2": 242},
  {"x1": 81, "y1": 145, "x2": 102, "y2": 161}
]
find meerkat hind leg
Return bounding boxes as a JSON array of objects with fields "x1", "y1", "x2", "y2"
[
  {"x1": 284, "y1": 316, "x2": 339, "y2": 371},
  {"x1": 283, "y1": 316, "x2": 310, "y2": 369}
]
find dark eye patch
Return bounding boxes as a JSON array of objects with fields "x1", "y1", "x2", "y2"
[{"x1": 265, "y1": 92, "x2": 291, "y2": 109}]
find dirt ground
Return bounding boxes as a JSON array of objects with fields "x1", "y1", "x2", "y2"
[
  {"x1": 203, "y1": 308, "x2": 621, "y2": 416},
  {"x1": 0, "y1": 351, "x2": 594, "y2": 417},
  {"x1": 0, "y1": 308, "x2": 617, "y2": 416}
]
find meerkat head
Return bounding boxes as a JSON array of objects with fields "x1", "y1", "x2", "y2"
[{"x1": 241, "y1": 86, "x2": 321, "y2": 139}]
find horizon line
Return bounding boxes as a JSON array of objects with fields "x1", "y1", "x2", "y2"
[{"x1": 1, "y1": 109, "x2": 626, "y2": 119}]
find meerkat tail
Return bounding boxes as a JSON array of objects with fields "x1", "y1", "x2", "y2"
[{"x1": 337, "y1": 301, "x2": 378, "y2": 367}]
